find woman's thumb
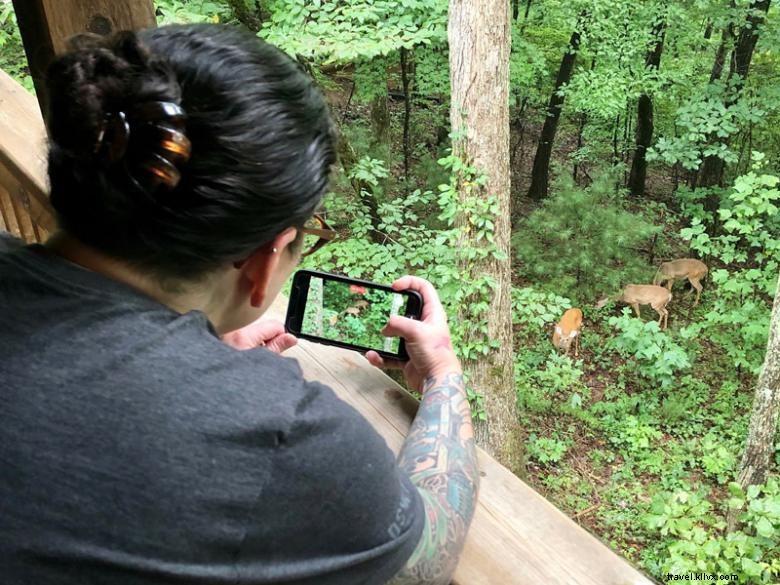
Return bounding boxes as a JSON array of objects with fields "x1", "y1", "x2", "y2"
[
  {"x1": 381, "y1": 315, "x2": 420, "y2": 341},
  {"x1": 267, "y1": 333, "x2": 298, "y2": 354}
]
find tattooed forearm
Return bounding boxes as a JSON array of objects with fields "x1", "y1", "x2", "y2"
[{"x1": 387, "y1": 371, "x2": 479, "y2": 585}]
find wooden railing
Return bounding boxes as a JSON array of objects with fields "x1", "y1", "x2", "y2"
[
  {"x1": 0, "y1": 68, "x2": 655, "y2": 585},
  {"x1": 0, "y1": 68, "x2": 54, "y2": 243}
]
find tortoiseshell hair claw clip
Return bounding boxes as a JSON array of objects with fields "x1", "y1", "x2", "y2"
[{"x1": 95, "y1": 101, "x2": 192, "y2": 194}]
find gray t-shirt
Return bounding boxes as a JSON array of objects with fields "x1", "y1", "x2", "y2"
[{"x1": 0, "y1": 233, "x2": 423, "y2": 584}]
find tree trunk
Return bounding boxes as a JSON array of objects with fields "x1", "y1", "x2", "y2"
[
  {"x1": 628, "y1": 13, "x2": 666, "y2": 198},
  {"x1": 612, "y1": 114, "x2": 621, "y2": 166},
  {"x1": 728, "y1": 274, "x2": 780, "y2": 530},
  {"x1": 572, "y1": 112, "x2": 587, "y2": 182},
  {"x1": 729, "y1": 0, "x2": 770, "y2": 83},
  {"x1": 448, "y1": 0, "x2": 521, "y2": 472},
  {"x1": 699, "y1": 0, "x2": 771, "y2": 204},
  {"x1": 225, "y1": 0, "x2": 262, "y2": 31},
  {"x1": 370, "y1": 94, "x2": 390, "y2": 149},
  {"x1": 400, "y1": 47, "x2": 413, "y2": 185},
  {"x1": 310, "y1": 275, "x2": 324, "y2": 336},
  {"x1": 709, "y1": 10, "x2": 735, "y2": 84},
  {"x1": 703, "y1": 18, "x2": 713, "y2": 40},
  {"x1": 527, "y1": 21, "x2": 583, "y2": 201},
  {"x1": 337, "y1": 137, "x2": 384, "y2": 245}
]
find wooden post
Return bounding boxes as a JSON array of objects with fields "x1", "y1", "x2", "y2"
[{"x1": 11, "y1": 0, "x2": 157, "y2": 118}]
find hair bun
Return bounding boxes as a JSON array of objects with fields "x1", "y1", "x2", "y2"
[{"x1": 46, "y1": 31, "x2": 184, "y2": 173}]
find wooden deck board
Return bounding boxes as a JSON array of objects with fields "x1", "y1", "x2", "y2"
[{"x1": 266, "y1": 295, "x2": 654, "y2": 585}]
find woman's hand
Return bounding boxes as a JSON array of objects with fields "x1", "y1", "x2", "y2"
[
  {"x1": 366, "y1": 275, "x2": 461, "y2": 393},
  {"x1": 221, "y1": 318, "x2": 298, "y2": 354}
]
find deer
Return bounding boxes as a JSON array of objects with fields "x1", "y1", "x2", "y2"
[
  {"x1": 552, "y1": 308, "x2": 583, "y2": 357},
  {"x1": 653, "y1": 258, "x2": 709, "y2": 307},
  {"x1": 596, "y1": 285, "x2": 673, "y2": 330}
]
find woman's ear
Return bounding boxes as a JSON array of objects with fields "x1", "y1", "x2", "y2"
[
  {"x1": 275, "y1": 227, "x2": 300, "y2": 258},
  {"x1": 240, "y1": 227, "x2": 300, "y2": 307}
]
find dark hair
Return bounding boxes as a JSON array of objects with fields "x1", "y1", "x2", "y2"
[{"x1": 46, "y1": 24, "x2": 337, "y2": 286}]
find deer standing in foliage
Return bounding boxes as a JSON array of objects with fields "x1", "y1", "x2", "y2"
[
  {"x1": 653, "y1": 258, "x2": 709, "y2": 307},
  {"x1": 552, "y1": 308, "x2": 583, "y2": 357},
  {"x1": 597, "y1": 285, "x2": 673, "y2": 330}
]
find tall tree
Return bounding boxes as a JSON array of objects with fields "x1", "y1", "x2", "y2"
[
  {"x1": 527, "y1": 14, "x2": 585, "y2": 201},
  {"x1": 698, "y1": 0, "x2": 771, "y2": 198},
  {"x1": 728, "y1": 274, "x2": 780, "y2": 528},
  {"x1": 708, "y1": 2, "x2": 736, "y2": 84},
  {"x1": 400, "y1": 47, "x2": 413, "y2": 185},
  {"x1": 628, "y1": 9, "x2": 667, "y2": 197},
  {"x1": 736, "y1": 274, "x2": 780, "y2": 488},
  {"x1": 448, "y1": 0, "x2": 521, "y2": 470}
]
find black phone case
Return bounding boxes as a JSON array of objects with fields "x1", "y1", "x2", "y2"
[{"x1": 285, "y1": 270, "x2": 423, "y2": 361}]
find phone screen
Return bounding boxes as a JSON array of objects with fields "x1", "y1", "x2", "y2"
[
  {"x1": 286, "y1": 270, "x2": 422, "y2": 360},
  {"x1": 302, "y1": 276, "x2": 406, "y2": 353}
]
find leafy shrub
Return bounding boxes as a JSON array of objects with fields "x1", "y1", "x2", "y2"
[
  {"x1": 260, "y1": 0, "x2": 447, "y2": 62},
  {"x1": 531, "y1": 353, "x2": 585, "y2": 395},
  {"x1": 511, "y1": 287, "x2": 572, "y2": 331},
  {"x1": 646, "y1": 481, "x2": 780, "y2": 584},
  {"x1": 513, "y1": 172, "x2": 661, "y2": 300},
  {"x1": 527, "y1": 434, "x2": 569, "y2": 465},
  {"x1": 155, "y1": 0, "x2": 227, "y2": 24},
  {"x1": 607, "y1": 311, "x2": 691, "y2": 388},
  {"x1": 0, "y1": 5, "x2": 33, "y2": 92},
  {"x1": 608, "y1": 414, "x2": 663, "y2": 457},
  {"x1": 680, "y1": 157, "x2": 778, "y2": 373},
  {"x1": 648, "y1": 86, "x2": 765, "y2": 173}
]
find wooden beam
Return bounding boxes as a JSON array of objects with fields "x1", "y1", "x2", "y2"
[
  {"x1": 0, "y1": 67, "x2": 55, "y2": 239},
  {"x1": 0, "y1": 188, "x2": 21, "y2": 240},
  {"x1": 11, "y1": 0, "x2": 157, "y2": 118},
  {"x1": 0, "y1": 164, "x2": 55, "y2": 239},
  {"x1": 7, "y1": 181, "x2": 38, "y2": 243}
]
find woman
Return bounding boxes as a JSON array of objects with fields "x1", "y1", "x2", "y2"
[{"x1": 0, "y1": 24, "x2": 477, "y2": 584}]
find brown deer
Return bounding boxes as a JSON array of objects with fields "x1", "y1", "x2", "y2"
[
  {"x1": 552, "y1": 308, "x2": 583, "y2": 357},
  {"x1": 597, "y1": 285, "x2": 673, "y2": 330},
  {"x1": 653, "y1": 258, "x2": 709, "y2": 307}
]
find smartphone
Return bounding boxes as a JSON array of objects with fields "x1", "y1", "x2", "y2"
[{"x1": 285, "y1": 270, "x2": 423, "y2": 360}]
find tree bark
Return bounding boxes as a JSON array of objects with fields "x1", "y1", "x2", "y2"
[
  {"x1": 709, "y1": 10, "x2": 735, "y2": 84},
  {"x1": 728, "y1": 274, "x2": 780, "y2": 530},
  {"x1": 729, "y1": 0, "x2": 770, "y2": 83},
  {"x1": 572, "y1": 111, "x2": 587, "y2": 182},
  {"x1": 225, "y1": 0, "x2": 262, "y2": 31},
  {"x1": 337, "y1": 137, "x2": 384, "y2": 245},
  {"x1": 400, "y1": 47, "x2": 413, "y2": 185},
  {"x1": 370, "y1": 94, "x2": 390, "y2": 149},
  {"x1": 448, "y1": 0, "x2": 522, "y2": 472},
  {"x1": 628, "y1": 13, "x2": 666, "y2": 198},
  {"x1": 527, "y1": 19, "x2": 583, "y2": 201},
  {"x1": 699, "y1": 0, "x2": 770, "y2": 202}
]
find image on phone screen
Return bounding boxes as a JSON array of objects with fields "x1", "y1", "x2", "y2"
[{"x1": 301, "y1": 276, "x2": 407, "y2": 354}]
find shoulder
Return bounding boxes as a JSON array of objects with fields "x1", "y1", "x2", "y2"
[{"x1": 228, "y1": 357, "x2": 424, "y2": 583}]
